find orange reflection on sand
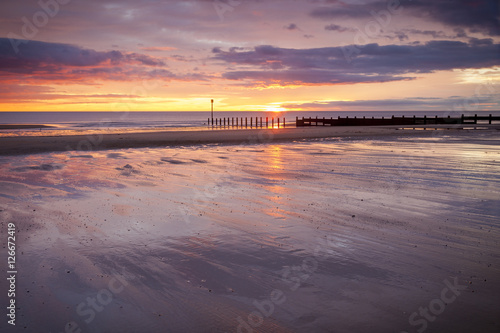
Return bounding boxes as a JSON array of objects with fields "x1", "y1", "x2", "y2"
[
  {"x1": 261, "y1": 145, "x2": 288, "y2": 219},
  {"x1": 268, "y1": 145, "x2": 282, "y2": 170}
]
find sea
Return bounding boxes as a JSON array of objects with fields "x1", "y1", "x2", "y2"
[{"x1": 1, "y1": 110, "x2": 498, "y2": 137}]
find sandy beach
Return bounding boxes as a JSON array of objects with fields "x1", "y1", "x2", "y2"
[
  {"x1": 0, "y1": 127, "x2": 499, "y2": 332},
  {"x1": 1, "y1": 125, "x2": 499, "y2": 155}
]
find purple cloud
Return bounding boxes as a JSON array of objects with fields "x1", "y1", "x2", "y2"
[
  {"x1": 284, "y1": 23, "x2": 300, "y2": 30},
  {"x1": 0, "y1": 38, "x2": 164, "y2": 69},
  {"x1": 212, "y1": 40, "x2": 500, "y2": 86},
  {"x1": 311, "y1": 0, "x2": 500, "y2": 36},
  {"x1": 0, "y1": 38, "x2": 192, "y2": 82},
  {"x1": 282, "y1": 95, "x2": 500, "y2": 111},
  {"x1": 324, "y1": 24, "x2": 355, "y2": 33}
]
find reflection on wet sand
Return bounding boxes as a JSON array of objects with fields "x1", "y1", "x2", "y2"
[{"x1": 0, "y1": 133, "x2": 499, "y2": 332}]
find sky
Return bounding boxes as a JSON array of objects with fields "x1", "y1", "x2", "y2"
[{"x1": 0, "y1": 0, "x2": 499, "y2": 112}]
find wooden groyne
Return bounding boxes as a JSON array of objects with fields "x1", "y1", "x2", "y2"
[
  {"x1": 296, "y1": 114, "x2": 500, "y2": 127},
  {"x1": 208, "y1": 117, "x2": 285, "y2": 128}
]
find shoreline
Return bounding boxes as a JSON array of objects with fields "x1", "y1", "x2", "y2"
[
  {"x1": 0, "y1": 124, "x2": 55, "y2": 130},
  {"x1": 1, "y1": 125, "x2": 499, "y2": 155}
]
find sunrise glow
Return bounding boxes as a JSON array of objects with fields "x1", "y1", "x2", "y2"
[{"x1": 0, "y1": 1, "x2": 498, "y2": 112}]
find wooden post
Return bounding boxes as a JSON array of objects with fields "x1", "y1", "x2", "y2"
[
  {"x1": 272, "y1": 117, "x2": 274, "y2": 128},
  {"x1": 251, "y1": 117, "x2": 253, "y2": 127},
  {"x1": 224, "y1": 118, "x2": 226, "y2": 126},
  {"x1": 208, "y1": 118, "x2": 210, "y2": 126},
  {"x1": 277, "y1": 118, "x2": 280, "y2": 128},
  {"x1": 245, "y1": 117, "x2": 248, "y2": 128},
  {"x1": 211, "y1": 99, "x2": 213, "y2": 122},
  {"x1": 283, "y1": 118, "x2": 285, "y2": 128},
  {"x1": 260, "y1": 117, "x2": 262, "y2": 127},
  {"x1": 266, "y1": 117, "x2": 269, "y2": 128},
  {"x1": 316, "y1": 116, "x2": 318, "y2": 126}
]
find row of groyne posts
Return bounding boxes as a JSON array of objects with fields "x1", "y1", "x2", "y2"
[
  {"x1": 206, "y1": 114, "x2": 499, "y2": 129},
  {"x1": 209, "y1": 117, "x2": 286, "y2": 128},
  {"x1": 296, "y1": 114, "x2": 500, "y2": 126}
]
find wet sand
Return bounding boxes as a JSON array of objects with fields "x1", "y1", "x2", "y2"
[
  {"x1": 2, "y1": 125, "x2": 499, "y2": 155},
  {"x1": 0, "y1": 130, "x2": 499, "y2": 332}
]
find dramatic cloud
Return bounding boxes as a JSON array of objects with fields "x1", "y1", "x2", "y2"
[
  {"x1": 221, "y1": 69, "x2": 412, "y2": 86},
  {"x1": 0, "y1": 38, "x2": 165, "y2": 68},
  {"x1": 212, "y1": 40, "x2": 500, "y2": 86},
  {"x1": 0, "y1": 38, "x2": 184, "y2": 83},
  {"x1": 282, "y1": 95, "x2": 500, "y2": 111},
  {"x1": 311, "y1": 0, "x2": 500, "y2": 36},
  {"x1": 0, "y1": 0, "x2": 498, "y2": 110}
]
